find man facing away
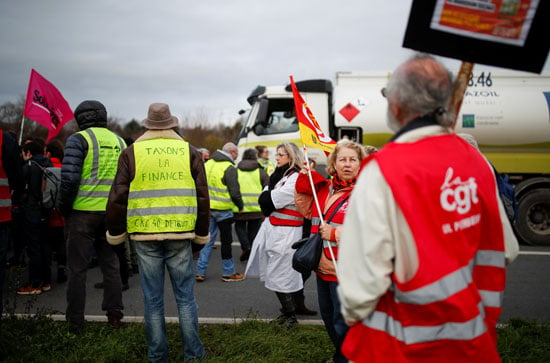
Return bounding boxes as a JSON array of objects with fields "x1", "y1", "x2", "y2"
[
  {"x1": 195, "y1": 142, "x2": 244, "y2": 282},
  {"x1": 337, "y1": 54, "x2": 519, "y2": 363},
  {"x1": 106, "y1": 103, "x2": 209, "y2": 362},
  {"x1": 59, "y1": 100, "x2": 126, "y2": 334}
]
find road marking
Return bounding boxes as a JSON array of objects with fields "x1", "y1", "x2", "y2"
[{"x1": 519, "y1": 251, "x2": 550, "y2": 256}]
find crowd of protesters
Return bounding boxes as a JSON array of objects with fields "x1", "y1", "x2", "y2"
[{"x1": 0, "y1": 53, "x2": 521, "y2": 362}]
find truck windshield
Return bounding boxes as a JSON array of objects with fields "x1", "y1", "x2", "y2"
[{"x1": 255, "y1": 98, "x2": 298, "y2": 135}]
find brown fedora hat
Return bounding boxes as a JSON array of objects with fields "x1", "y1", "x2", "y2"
[{"x1": 142, "y1": 103, "x2": 179, "y2": 129}]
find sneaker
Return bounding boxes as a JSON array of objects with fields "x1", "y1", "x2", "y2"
[
  {"x1": 41, "y1": 284, "x2": 52, "y2": 292},
  {"x1": 195, "y1": 275, "x2": 205, "y2": 282},
  {"x1": 17, "y1": 286, "x2": 42, "y2": 295},
  {"x1": 221, "y1": 273, "x2": 244, "y2": 282},
  {"x1": 122, "y1": 283, "x2": 129, "y2": 291}
]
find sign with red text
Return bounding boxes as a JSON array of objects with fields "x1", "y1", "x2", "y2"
[{"x1": 403, "y1": 0, "x2": 549, "y2": 73}]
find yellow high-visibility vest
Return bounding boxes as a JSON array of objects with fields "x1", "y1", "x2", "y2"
[
  {"x1": 73, "y1": 128, "x2": 126, "y2": 211},
  {"x1": 205, "y1": 159, "x2": 234, "y2": 210},
  {"x1": 127, "y1": 138, "x2": 197, "y2": 233},
  {"x1": 233, "y1": 168, "x2": 261, "y2": 213}
]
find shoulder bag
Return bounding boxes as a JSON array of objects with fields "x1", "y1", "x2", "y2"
[{"x1": 291, "y1": 195, "x2": 349, "y2": 274}]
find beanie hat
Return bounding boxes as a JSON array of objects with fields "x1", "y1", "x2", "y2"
[{"x1": 74, "y1": 100, "x2": 107, "y2": 130}]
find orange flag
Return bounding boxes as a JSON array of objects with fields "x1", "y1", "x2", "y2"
[{"x1": 290, "y1": 75, "x2": 336, "y2": 153}]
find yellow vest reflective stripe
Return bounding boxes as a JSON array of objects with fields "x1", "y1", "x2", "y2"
[
  {"x1": 205, "y1": 159, "x2": 234, "y2": 210},
  {"x1": 127, "y1": 139, "x2": 197, "y2": 233},
  {"x1": 73, "y1": 128, "x2": 125, "y2": 211},
  {"x1": 258, "y1": 158, "x2": 275, "y2": 175},
  {"x1": 233, "y1": 168, "x2": 262, "y2": 213}
]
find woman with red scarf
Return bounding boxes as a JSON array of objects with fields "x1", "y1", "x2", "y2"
[{"x1": 295, "y1": 139, "x2": 368, "y2": 363}]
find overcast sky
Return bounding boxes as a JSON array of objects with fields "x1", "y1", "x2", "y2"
[{"x1": 1, "y1": 1, "x2": 548, "y2": 126}]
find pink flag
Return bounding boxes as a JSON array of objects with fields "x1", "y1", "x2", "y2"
[{"x1": 23, "y1": 69, "x2": 74, "y2": 141}]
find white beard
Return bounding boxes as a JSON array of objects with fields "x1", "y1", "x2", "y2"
[{"x1": 386, "y1": 106, "x2": 401, "y2": 133}]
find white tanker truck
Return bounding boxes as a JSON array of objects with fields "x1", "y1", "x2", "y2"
[{"x1": 236, "y1": 70, "x2": 550, "y2": 246}]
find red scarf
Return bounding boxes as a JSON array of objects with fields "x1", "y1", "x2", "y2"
[{"x1": 331, "y1": 174, "x2": 356, "y2": 193}]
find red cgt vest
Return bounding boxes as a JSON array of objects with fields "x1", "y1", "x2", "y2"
[
  {"x1": 311, "y1": 190, "x2": 352, "y2": 282},
  {"x1": 343, "y1": 134, "x2": 506, "y2": 363},
  {"x1": 0, "y1": 130, "x2": 12, "y2": 222}
]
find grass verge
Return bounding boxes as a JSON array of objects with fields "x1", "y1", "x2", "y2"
[{"x1": 0, "y1": 315, "x2": 548, "y2": 362}]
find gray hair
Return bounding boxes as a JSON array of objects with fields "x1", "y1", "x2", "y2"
[
  {"x1": 242, "y1": 148, "x2": 258, "y2": 160},
  {"x1": 277, "y1": 142, "x2": 304, "y2": 173},
  {"x1": 222, "y1": 142, "x2": 238, "y2": 153},
  {"x1": 385, "y1": 53, "x2": 454, "y2": 126}
]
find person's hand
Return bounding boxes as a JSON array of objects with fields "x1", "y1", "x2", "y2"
[
  {"x1": 319, "y1": 223, "x2": 332, "y2": 241},
  {"x1": 300, "y1": 161, "x2": 309, "y2": 175}
]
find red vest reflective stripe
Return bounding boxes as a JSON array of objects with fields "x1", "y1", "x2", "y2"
[
  {"x1": 310, "y1": 191, "x2": 352, "y2": 262},
  {"x1": 0, "y1": 130, "x2": 12, "y2": 222},
  {"x1": 269, "y1": 205, "x2": 304, "y2": 226},
  {"x1": 343, "y1": 134, "x2": 506, "y2": 363}
]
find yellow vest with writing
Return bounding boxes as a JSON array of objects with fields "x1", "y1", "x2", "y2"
[
  {"x1": 233, "y1": 168, "x2": 262, "y2": 213},
  {"x1": 205, "y1": 159, "x2": 234, "y2": 210},
  {"x1": 127, "y1": 138, "x2": 197, "y2": 233},
  {"x1": 73, "y1": 128, "x2": 125, "y2": 211}
]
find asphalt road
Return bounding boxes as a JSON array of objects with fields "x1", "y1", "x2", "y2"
[{"x1": 4, "y1": 243, "x2": 550, "y2": 324}]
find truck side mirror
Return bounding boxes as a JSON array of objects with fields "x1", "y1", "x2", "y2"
[{"x1": 256, "y1": 98, "x2": 269, "y2": 127}]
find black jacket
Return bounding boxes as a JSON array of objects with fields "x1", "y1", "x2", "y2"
[{"x1": 23, "y1": 155, "x2": 52, "y2": 210}]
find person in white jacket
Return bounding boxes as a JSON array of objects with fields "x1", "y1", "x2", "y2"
[
  {"x1": 337, "y1": 54, "x2": 519, "y2": 363},
  {"x1": 245, "y1": 142, "x2": 305, "y2": 329}
]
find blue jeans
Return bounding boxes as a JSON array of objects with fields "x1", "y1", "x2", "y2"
[
  {"x1": 136, "y1": 239, "x2": 205, "y2": 362},
  {"x1": 317, "y1": 275, "x2": 349, "y2": 363},
  {"x1": 196, "y1": 209, "x2": 236, "y2": 277}
]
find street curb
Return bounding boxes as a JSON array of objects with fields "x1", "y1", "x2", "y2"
[{"x1": 11, "y1": 313, "x2": 325, "y2": 325}]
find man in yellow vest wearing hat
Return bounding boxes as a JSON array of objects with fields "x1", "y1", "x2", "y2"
[{"x1": 106, "y1": 103, "x2": 209, "y2": 362}]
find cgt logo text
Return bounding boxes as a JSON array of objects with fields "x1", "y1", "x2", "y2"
[{"x1": 440, "y1": 167, "x2": 481, "y2": 234}]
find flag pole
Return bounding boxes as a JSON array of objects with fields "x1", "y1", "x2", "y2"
[
  {"x1": 449, "y1": 61, "x2": 474, "y2": 130},
  {"x1": 303, "y1": 145, "x2": 324, "y2": 223},
  {"x1": 18, "y1": 116, "x2": 25, "y2": 145},
  {"x1": 302, "y1": 144, "x2": 340, "y2": 277}
]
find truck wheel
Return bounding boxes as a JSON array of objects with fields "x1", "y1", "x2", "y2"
[{"x1": 515, "y1": 190, "x2": 550, "y2": 246}]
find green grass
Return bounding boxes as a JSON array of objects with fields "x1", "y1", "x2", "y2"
[{"x1": 0, "y1": 315, "x2": 548, "y2": 362}]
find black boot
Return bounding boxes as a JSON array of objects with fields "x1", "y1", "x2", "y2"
[
  {"x1": 57, "y1": 266, "x2": 67, "y2": 283},
  {"x1": 293, "y1": 289, "x2": 317, "y2": 316},
  {"x1": 273, "y1": 292, "x2": 298, "y2": 329}
]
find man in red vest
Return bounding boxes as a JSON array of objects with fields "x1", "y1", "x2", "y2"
[
  {"x1": 0, "y1": 129, "x2": 24, "y2": 332},
  {"x1": 337, "y1": 54, "x2": 519, "y2": 363}
]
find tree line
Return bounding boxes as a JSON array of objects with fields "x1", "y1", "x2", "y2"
[{"x1": 0, "y1": 98, "x2": 243, "y2": 153}]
